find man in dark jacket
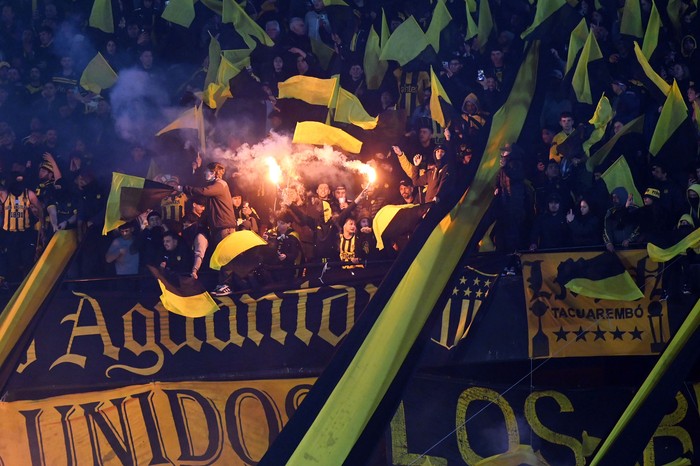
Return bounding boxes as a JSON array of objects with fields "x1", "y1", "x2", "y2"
[
  {"x1": 179, "y1": 162, "x2": 237, "y2": 296},
  {"x1": 529, "y1": 192, "x2": 569, "y2": 251},
  {"x1": 410, "y1": 144, "x2": 451, "y2": 203}
]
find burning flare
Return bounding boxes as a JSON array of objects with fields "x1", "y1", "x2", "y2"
[{"x1": 265, "y1": 157, "x2": 282, "y2": 185}]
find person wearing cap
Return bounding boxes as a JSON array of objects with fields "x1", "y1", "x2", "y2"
[
  {"x1": 632, "y1": 188, "x2": 669, "y2": 244},
  {"x1": 651, "y1": 161, "x2": 685, "y2": 225},
  {"x1": 610, "y1": 77, "x2": 641, "y2": 125},
  {"x1": 398, "y1": 180, "x2": 416, "y2": 204},
  {"x1": 529, "y1": 192, "x2": 569, "y2": 251},
  {"x1": 409, "y1": 144, "x2": 451, "y2": 203}
]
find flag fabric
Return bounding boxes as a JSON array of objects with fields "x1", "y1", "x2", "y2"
[
  {"x1": 649, "y1": 80, "x2": 688, "y2": 156},
  {"x1": 430, "y1": 66, "x2": 453, "y2": 128},
  {"x1": 647, "y1": 228, "x2": 700, "y2": 262},
  {"x1": 201, "y1": 82, "x2": 228, "y2": 109},
  {"x1": 210, "y1": 230, "x2": 267, "y2": 270},
  {"x1": 156, "y1": 106, "x2": 197, "y2": 136},
  {"x1": 147, "y1": 265, "x2": 219, "y2": 318},
  {"x1": 620, "y1": 0, "x2": 643, "y2": 38},
  {"x1": 633, "y1": 41, "x2": 670, "y2": 97},
  {"x1": 293, "y1": 121, "x2": 363, "y2": 153},
  {"x1": 379, "y1": 16, "x2": 429, "y2": 65},
  {"x1": 586, "y1": 115, "x2": 644, "y2": 171},
  {"x1": 520, "y1": 0, "x2": 567, "y2": 39},
  {"x1": 363, "y1": 26, "x2": 387, "y2": 90},
  {"x1": 204, "y1": 33, "x2": 222, "y2": 88},
  {"x1": 583, "y1": 94, "x2": 613, "y2": 155},
  {"x1": 476, "y1": 444, "x2": 549, "y2": 466},
  {"x1": 334, "y1": 88, "x2": 378, "y2": 130},
  {"x1": 323, "y1": 0, "x2": 348, "y2": 5},
  {"x1": 572, "y1": 29, "x2": 604, "y2": 104},
  {"x1": 311, "y1": 39, "x2": 336, "y2": 70},
  {"x1": 425, "y1": 0, "x2": 452, "y2": 53},
  {"x1": 222, "y1": 0, "x2": 274, "y2": 46},
  {"x1": 221, "y1": 48, "x2": 253, "y2": 64},
  {"x1": 79, "y1": 52, "x2": 118, "y2": 94},
  {"x1": 103, "y1": 173, "x2": 174, "y2": 234},
  {"x1": 380, "y1": 9, "x2": 390, "y2": 48},
  {"x1": 161, "y1": 0, "x2": 195, "y2": 27},
  {"x1": 217, "y1": 54, "x2": 248, "y2": 93},
  {"x1": 89, "y1": 0, "x2": 114, "y2": 33},
  {"x1": 601, "y1": 156, "x2": 643, "y2": 207},
  {"x1": 465, "y1": 6, "x2": 478, "y2": 41},
  {"x1": 589, "y1": 297, "x2": 700, "y2": 465},
  {"x1": 259, "y1": 40, "x2": 541, "y2": 466},
  {"x1": 194, "y1": 102, "x2": 206, "y2": 154},
  {"x1": 372, "y1": 203, "x2": 427, "y2": 251},
  {"x1": 476, "y1": 0, "x2": 494, "y2": 51},
  {"x1": 566, "y1": 18, "x2": 589, "y2": 74},
  {"x1": 641, "y1": 0, "x2": 662, "y2": 58},
  {"x1": 555, "y1": 252, "x2": 644, "y2": 301},
  {"x1": 666, "y1": 0, "x2": 682, "y2": 38},
  {"x1": 278, "y1": 75, "x2": 338, "y2": 106}
]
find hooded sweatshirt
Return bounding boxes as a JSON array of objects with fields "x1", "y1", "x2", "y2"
[{"x1": 686, "y1": 184, "x2": 700, "y2": 226}]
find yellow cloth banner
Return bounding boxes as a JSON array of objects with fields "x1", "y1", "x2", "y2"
[
  {"x1": 425, "y1": 0, "x2": 452, "y2": 53},
  {"x1": 80, "y1": 52, "x2": 118, "y2": 94},
  {"x1": 292, "y1": 121, "x2": 362, "y2": 153},
  {"x1": 566, "y1": 18, "x2": 588, "y2": 74},
  {"x1": 572, "y1": 29, "x2": 603, "y2": 104},
  {"x1": 103, "y1": 172, "x2": 145, "y2": 234},
  {"x1": 586, "y1": 115, "x2": 644, "y2": 171},
  {"x1": 156, "y1": 106, "x2": 197, "y2": 136},
  {"x1": 379, "y1": 16, "x2": 429, "y2": 65},
  {"x1": 642, "y1": 0, "x2": 661, "y2": 58},
  {"x1": 161, "y1": 0, "x2": 195, "y2": 27},
  {"x1": 633, "y1": 41, "x2": 670, "y2": 96},
  {"x1": 583, "y1": 94, "x2": 612, "y2": 155},
  {"x1": 311, "y1": 38, "x2": 336, "y2": 70},
  {"x1": 649, "y1": 80, "x2": 688, "y2": 156},
  {"x1": 156, "y1": 279, "x2": 219, "y2": 318},
  {"x1": 648, "y1": 228, "x2": 700, "y2": 262},
  {"x1": 465, "y1": 6, "x2": 478, "y2": 41},
  {"x1": 521, "y1": 250, "x2": 669, "y2": 359},
  {"x1": 372, "y1": 203, "x2": 419, "y2": 251},
  {"x1": 204, "y1": 32, "x2": 222, "y2": 89},
  {"x1": 89, "y1": 0, "x2": 114, "y2": 33},
  {"x1": 334, "y1": 88, "x2": 379, "y2": 130},
  {"x1": 210, "y1": 230, "x2": 267, "y2": 270},
  {"x1": 476, "y1": 0, "x2": 494, "y2": 51},
  {"x1": 430, "y1": 66, "x2": 452, "y2": 128},
  {"x1": 520, "y1": 0, "x2": 566, "y2": 39},
  {"x1": 278, "y1": 75, "x2": 338, "y2": 106},
  {"x1": 620, "y1": 0, "x2": 643, "y2": 38},
  {"x1": 601, "y1": 156, "x2": 643, "y2": 207},
  {"x1": 0, "y1": 379, "x2": 315, "y2": 465},
  {"x1": 222, "y1": 0, "x2": 274, "y2": 46},
  {"x1": 363, "y1": 26, "x2": 387, "y2": 90}
]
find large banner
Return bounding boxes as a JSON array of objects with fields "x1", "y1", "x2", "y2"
[
  {"x1": 390, "y1": 375, "x2": 700, "y2": 466},
  {"x1": 5, "y1": 284, "x2": 377, "y2": 398},
  {"x1": 0, "y1": 379, "x2": 315, "y2": 465},
  {"x1": 521, "y1": 250, "x2": 669, "y2": 359}
]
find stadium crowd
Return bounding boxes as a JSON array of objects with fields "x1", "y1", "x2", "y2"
[{"x1": 0, "y1": 0, "x2": 699, "y2": 296}]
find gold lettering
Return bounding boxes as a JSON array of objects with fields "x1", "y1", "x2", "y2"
[
  {"x1": 390, "y1": 402, "x2": 447, "y2": 465},
  {"x1": 456, "y1": 387, "x2": 519, "y2": 464},
  {"x1": 238, "y1": 294, "x2": 271, "y2": 345},
  {"x1": 50, "y1": 292, "x2": 119, "y2": 370},
  {"x1": 156, "y1": 302, "x2": 203, "y2": 354},
  {"x1": 317, "y1": 286, "x2": 356, "y2": 346},
  {"x1": 105, "y1": 304, "x2": 164, "y2": 377},
  {"x1": 16, "y1": 339, "x2": 37, "y2": 374},
  {"x1": 205, "y1": 297, "x2": 245, "y2": 350},
  {"x1": 643, "y1": 392, "x2": 693, "y2": 465},
  {"x1": 284, "y1": 288, "x2": 319, "y2": 345},
  {"x1": 524, "y1": 391, "x2": 584, "y2": 465}
]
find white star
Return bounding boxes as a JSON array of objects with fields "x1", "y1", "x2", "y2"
[
  {"x1": 484, "y1": 279, "x2": 492, "y2": 287},
  {"x1": 473, "y1": 277, "x2": 481, "y2": 286},
  {"x1": 459, "y1": 276, "x2": 467, "y2": 285},
  {"x1": 464, "y1": 288, "x2": 472, "y2": 297},
  {"x1": 475, "y1": 289, "x2": 483, "y2": 298},
  {"x1": 453, "y1": 287, "x2": 459, "y2": 295}
]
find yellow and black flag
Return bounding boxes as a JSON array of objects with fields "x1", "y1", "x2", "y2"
[
  {"x1": 648, "y1": 228, "x2": 700, "y2": 262},
  {"x1": 210, "y1": 230, "x2": 270, "y2": 278},
  {"x1": 554, "y1": 252, "x2": 643, "y2": 301},
  {"x1": 292, "y1": 121, "x2": 363, "y2": 153},
  {"x1": 586, "y1": 115, "x2": 644, "y2": 171},
  {"x1": 372, "y1": 203, "x2": 430, "y2": 251},
  {"x1": 429, "y1": 66, "x2": 453, "y2": 128},
  {"x1": 103, "y1": 173, "x2": 174, "y2": 234},
  {"x1": 520, "y1": 0, "x2": 574, "y2": 41},
  {"x1": 147, "y1": 265, "x2": 219, "y2": 318}
]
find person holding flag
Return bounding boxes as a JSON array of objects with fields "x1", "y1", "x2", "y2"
[{"x1": 178, "y1": 162, "x2": 237, "y2": 296}]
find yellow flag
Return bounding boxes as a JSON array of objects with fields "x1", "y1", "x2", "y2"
[
  {"x1": 156, "y1": 106, "x2": 197, "y2": 136},
  {"x1": 465, "y1": 7, "x2": 478, "y2": 41},
  {"x1": 566, "y1": 18, "x2": 588, "y2": 74},
  {"x1": 648, "y1": 228, "x2": 700, "y2": 262},
  {"x1": 161, "y1": 0, "x2": 195, "y2": 27},
  {"x1": 372, "y1": 204, "x2": 419, "y2": 250},
  {"x1": 293, "y1": 121, "x2": 362, "y2": 153},
  {"x1": 217, "y1": 54, "x2": 248, "y2": 96},
  {"x1": 642, "y1": 0, "x2": 661, "y2": 58},
  {"x1": 195, "y1": 102, "x2": 206, "y2": 154},
  {"x1": 204, "y1": 33, "x2": 222, "y2": 88},
  {"x1": 364, "y1": 26, "x2": 388, "y2": 90},
  {"x1": 425, "y1": 0, "x2": 452, "y2": 53},
  {"x1": 620, "y1": 0, "x2": 643, "y2": 38},
  {"x1": 278, "y1": 75, "x2": 338, "y2": 106},
  {"x1": 222, "y1": 48, "x2": 253, "y2": 64},
  {"x1": 476, "y1": 444, "x2": 548, "y2": 466},
  {"x1": 582, "y1": 94, "x2": 612, "y2": 155},
  {"x1": 311, "y1": 39, "x2": 336, "y2": 70},
  {"x1": 466, "y1": 0, "x2": 477, "y2": 13},
  {"x1": 222, "y1": 0, "x2": 274, "y2": 46},
  {"x1": 79, "y1": 52, "x2": 118, "y2": 94},
  {"x1": 649, "y1": 80, "x2": 688, "y2": 156},
  {"x1": 380, "y1": 9, "x2": 390, "y2": 48},
  {"x1": 103, "y1": 173, "x2": 145, "y2": 234},
  {"x1": 430, "y1": 66, "x2": 452, "y2": 128},
  {"x1": 520, "y1": 0, "x2": 566, "y2": 39},
  {"x1": 586, "y1": 115, "x2": 644, "y2": 171},
  {"x1": 572, "y1": 29, "x2": 603, "y2": 104},
  {"x1": 323, "y1": 0, "x2": 348, "y2": 5},
  {"x1": 476, "y1": 0, "x2": 494, "y2": 51},
  {"x1": 202, "y1": 82, "x2": 228, "y2": 109},
  {"x1": 379, "y1": 16, "x2": 429, "y2": 65},
  {"x1": 667, "y1": 0, "x2": 682, "y2": 38},
  {"x1": 601, "y1": 156, "x2": 643, "y2": 206},
  {"x1": 633, "y1": 41, "x2": 670, "y2": 96},
  {"x1": 210, "y1": 230, "x2": 267, "y2": 269},
  {"x1": 89, "y1": 0, "x2": 114, "y2": 33},
  {"x1": 334, "y1": 88, "x2": 378, "y2": 130}
]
